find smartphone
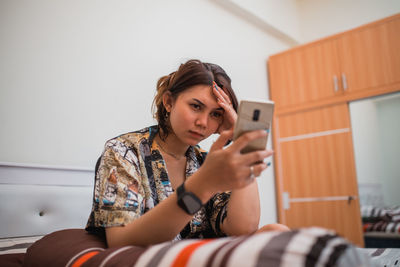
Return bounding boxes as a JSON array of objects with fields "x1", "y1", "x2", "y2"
[{"x1": 233, "y1": 99, "x2": 274, "y2": 154}]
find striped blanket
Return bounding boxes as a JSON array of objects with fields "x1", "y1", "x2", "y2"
[
  {"x1": 362, "y1": 205, "x2": 400, "y2": 234},
  {"x1": 0, "y1": 236, "x2": 42, "y2": 255},
  {"x1": 363, "y1": 221, "x2": 400, "y2": 234},
  {"x1": 20, "y1": 227, "x2": 375, "y2": 267},
  {"x1": 361, "y1": 206, "x2": 400, "y2": 223}
]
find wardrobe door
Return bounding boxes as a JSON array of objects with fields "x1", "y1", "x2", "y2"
[
  {"x1": 268, "y1": 40, "x2": 341, "y2": 110},
  {"x1": 273, "y1": 104, "x2": 364, "y2": 246},
  {"x1": 337, "y1": 15, "x2": 400, "y2": 96},
  {"x1": 286, "y1": 201, "x2": 363, "y2": 246}
]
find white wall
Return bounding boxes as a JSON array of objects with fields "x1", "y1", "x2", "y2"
[
  {"x1": 297, "y1": 0, "x2": 400, "y2": 43},
  {"x1": 0, "y1": 0, "x2": 289, "y2": 167},
  {"x1": 228, "y1": 0, "x2": 301, "y2": 43},
  {"x1": 0, "y1": 0, "x2": 293, "y2": 227}
]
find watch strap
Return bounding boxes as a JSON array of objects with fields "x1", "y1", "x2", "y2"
[
  {"x1": 176, "y1": 183, "x2": 203, "y2": 215},
  {"x1": 177, "y1": 182, "x2": 185, "y2": 196}
]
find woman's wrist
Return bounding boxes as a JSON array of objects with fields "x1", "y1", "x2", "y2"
[{"x1": 184, "y1": 170, "x2": 216, "y2": 204}]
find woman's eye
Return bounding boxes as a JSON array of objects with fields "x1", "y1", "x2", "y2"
[
  {"x1": 211, "y1": 112, "x2": 223, "y2": 118},
  {"x1": 190, "y1": 104, "x2": 201, "y2": 110}
]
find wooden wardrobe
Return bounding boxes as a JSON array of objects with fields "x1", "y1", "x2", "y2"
[{"x1": 268, "y1": 13, "x2": 400, "y2": 247}]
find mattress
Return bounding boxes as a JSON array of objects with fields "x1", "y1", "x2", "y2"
[
  {"x1": 0, "y1": 228, "x2": 392, "y2": 267},
  {"x1": 0, "y1": 235, "x2": 43, "y2": 255}
]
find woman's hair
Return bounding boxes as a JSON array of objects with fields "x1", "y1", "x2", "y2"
[{"x1": 152, "y1": 59, "x2": 238, "y2": 140}]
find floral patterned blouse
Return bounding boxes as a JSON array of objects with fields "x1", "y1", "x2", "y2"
[{"x1": 86, "y1": 125, "x2": 230, "y2": 240}]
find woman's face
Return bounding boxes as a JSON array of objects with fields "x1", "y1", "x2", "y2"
[{"x1": 166, "y1": 84, "x2": 225, "y2": 146}]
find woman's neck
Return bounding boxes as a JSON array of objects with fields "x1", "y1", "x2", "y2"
[{"x1": 155, "y1": 132, "x2": 189, "y2": 160}]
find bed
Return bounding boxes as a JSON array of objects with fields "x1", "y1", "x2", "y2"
[
  {"x1": 362, "y1": 205, "x2": 400, "y2": 248},
  {"x1": 359, "y1": 183, "x2": 400, "y2": 248},
  {"x1": 0, "y1": 164, "x2": 399, "y2": 266},
  {"x1": 1, "y1": 227, "x2": 394, "y2": 267}
]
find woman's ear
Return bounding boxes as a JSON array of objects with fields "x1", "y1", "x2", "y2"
[{"x1": 162, "y1": 91, "x2": 173, "y2": 112}]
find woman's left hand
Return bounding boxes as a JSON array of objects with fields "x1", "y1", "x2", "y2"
[{"x1": 213, "y1": 81, "x2": 237, "y2": 134}]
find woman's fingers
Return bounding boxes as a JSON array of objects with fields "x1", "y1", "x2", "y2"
[
  {"x1": 209, "y1": 130, "x2": 233, "y2": 153},
  {"x1": 218, "y1": 101, "x2": 237, "y2": 130},
  {"x1": 217, "y1": 101, "x2": 237, "y2": 120},
  {"x1": 240, "y1": 162, "x2": 269, "y2": 188},
  {"x1": 213, "y1": 82, "x2": 231, "y2": 104},
  {"x1": 229, "y1": 130, "x2": 267, "y2": 153},
  {"x1": 212, "y1": 81, "x2": 237, "y2": 133},
  {"x1": 251, "y1": 162, "x2": 269, "y2": 177},
  {"x1": 212, "y1": 82, "x2": 235, "y2": 118},
  {"x1": 244, "y1": 161, "x2": 271, "y2": 184},
  {"x1": 241, "y1": 149, "x2": 274, "y2": 166}
]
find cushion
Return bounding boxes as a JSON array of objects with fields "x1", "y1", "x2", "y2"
[
  {"x1": 23, "y1": 229, "x2": 106, "y2": 267},
  {"x1": 0, "y1": 253, "x2": 25, "y2": 267},
  {"x1": 23, "y1": 227, "x2": 374, "y2": 267}
]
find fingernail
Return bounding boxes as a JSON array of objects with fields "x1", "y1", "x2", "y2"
[{"x1": 265, "y1": 129, "x2": 270, "y2": 133}]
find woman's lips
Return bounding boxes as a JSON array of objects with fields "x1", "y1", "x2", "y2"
[{"x1": 189, "y1": 130, "x2": 204, "y2": 138}]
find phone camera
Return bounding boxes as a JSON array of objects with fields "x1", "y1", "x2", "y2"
[{"x1": 252, "y1": 109, "x2": 260, "y2": 121}]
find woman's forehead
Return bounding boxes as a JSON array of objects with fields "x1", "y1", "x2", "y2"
[
  {"x1": 179, "y1": 85, "x2": 219, "y2": 107},
  {"x1": 181, "y1": 84, "x2": 211, "y2": 94}
]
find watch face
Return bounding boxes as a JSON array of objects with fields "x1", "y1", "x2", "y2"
[{"x1": 183, "y1": 195, "x2": 201, "y2": 213}]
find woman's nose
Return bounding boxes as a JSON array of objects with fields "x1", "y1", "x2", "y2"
[{"x1": 195, "y1": 113, "x2": 208, "y2": 128}]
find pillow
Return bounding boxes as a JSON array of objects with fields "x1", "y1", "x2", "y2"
[
  {"x1": 23, "y1": 229, "x2": 107, "y2": 267},
  {"x1": 0, "y1": 253, "x2": 25, "y2": 267},
  {"x1": 23, "y1": 227, "x2": 374, "y2": 267}
]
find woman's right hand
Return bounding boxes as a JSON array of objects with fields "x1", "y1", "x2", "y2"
[{"x1": 197, "y1": 129, "x2": 273, "y2": 194}]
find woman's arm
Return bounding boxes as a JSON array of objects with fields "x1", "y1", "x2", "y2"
[
  {"x1": 221, "y1": 150, "x2": 273, "y2": 236},
  {"x1": 223, "y1": 181, "x2": 260, "y2": 235},
  {"x1": 106, "y1": 174, "x2": 213, "y2": 247},
  {"x1": 105, "y1": 130, "x2": 269, "y2": 247},
  {"x1": 212, "y1": 83, "x2": 273, "y2": 235}
]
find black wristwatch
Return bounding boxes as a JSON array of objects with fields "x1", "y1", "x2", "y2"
[{"x1": 177, "y1": 183, "x2": 203, "y2": 215}]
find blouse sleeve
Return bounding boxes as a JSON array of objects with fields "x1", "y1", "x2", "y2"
[
  {"x1": 86, "y1": 138, "x2": 145, "y2": 230},
  {"x1": 206, "y1": 191, "x2": 231, "y2": 237}
]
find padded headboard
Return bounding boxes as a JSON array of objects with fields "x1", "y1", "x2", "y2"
[{"x1": 0, "y1": 163, "x2": 94, "y2": 238}]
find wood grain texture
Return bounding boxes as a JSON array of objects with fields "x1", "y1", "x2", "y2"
[
  {"x1": 274, "y1": 83, "x2": 399, "y2": 116},
  {"x1": 279, "y1": 130, "x2": 358, "y2": 197},
  {"x1": 278, "y1": 103, "x2": 350, "y2": 137},
  {"x1": 268, "y1": 13, "x2": 400, "y2": 114},
  {"x1": 338, "y1": 15, "x2": 400, "y2": 94},
  {"x1": 268, "y1": 14, "x2": 400, "y2": 248},
  {"x1": 285, "y1": 200, "x2": 364, "y2": 247},
  {"x1": 272, "y1": 104, "x2": 362, "y2": 245},
  {"x1": 268, "y1": 40, "x2": 341, "y2": 110}
]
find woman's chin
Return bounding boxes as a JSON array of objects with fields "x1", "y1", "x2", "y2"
[{"x1": 186, "y1": 140, "x2": 201, "y2": 146}]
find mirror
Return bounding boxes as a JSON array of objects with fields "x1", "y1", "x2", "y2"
[{"x1": 350, "y1": 91, "x2": 400, "y2": 208}]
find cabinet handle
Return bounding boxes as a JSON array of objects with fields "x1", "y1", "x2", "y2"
[
  {"x1": 341, "y1": 73, "x2": 348, "y2": 91},
  {"x1": 283, "y1": 192, "x2": 290, "y2": 210},
  {"x1": 333, "y1": 75, "x2": 339, "y2": 92},
  {"x1": 348, "y1": 195, "x2": 354, "y2": 204}
]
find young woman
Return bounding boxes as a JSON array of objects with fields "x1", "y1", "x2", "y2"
[{"x1": 86, "y1": 59, "x2": 288, "y2": 247}]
